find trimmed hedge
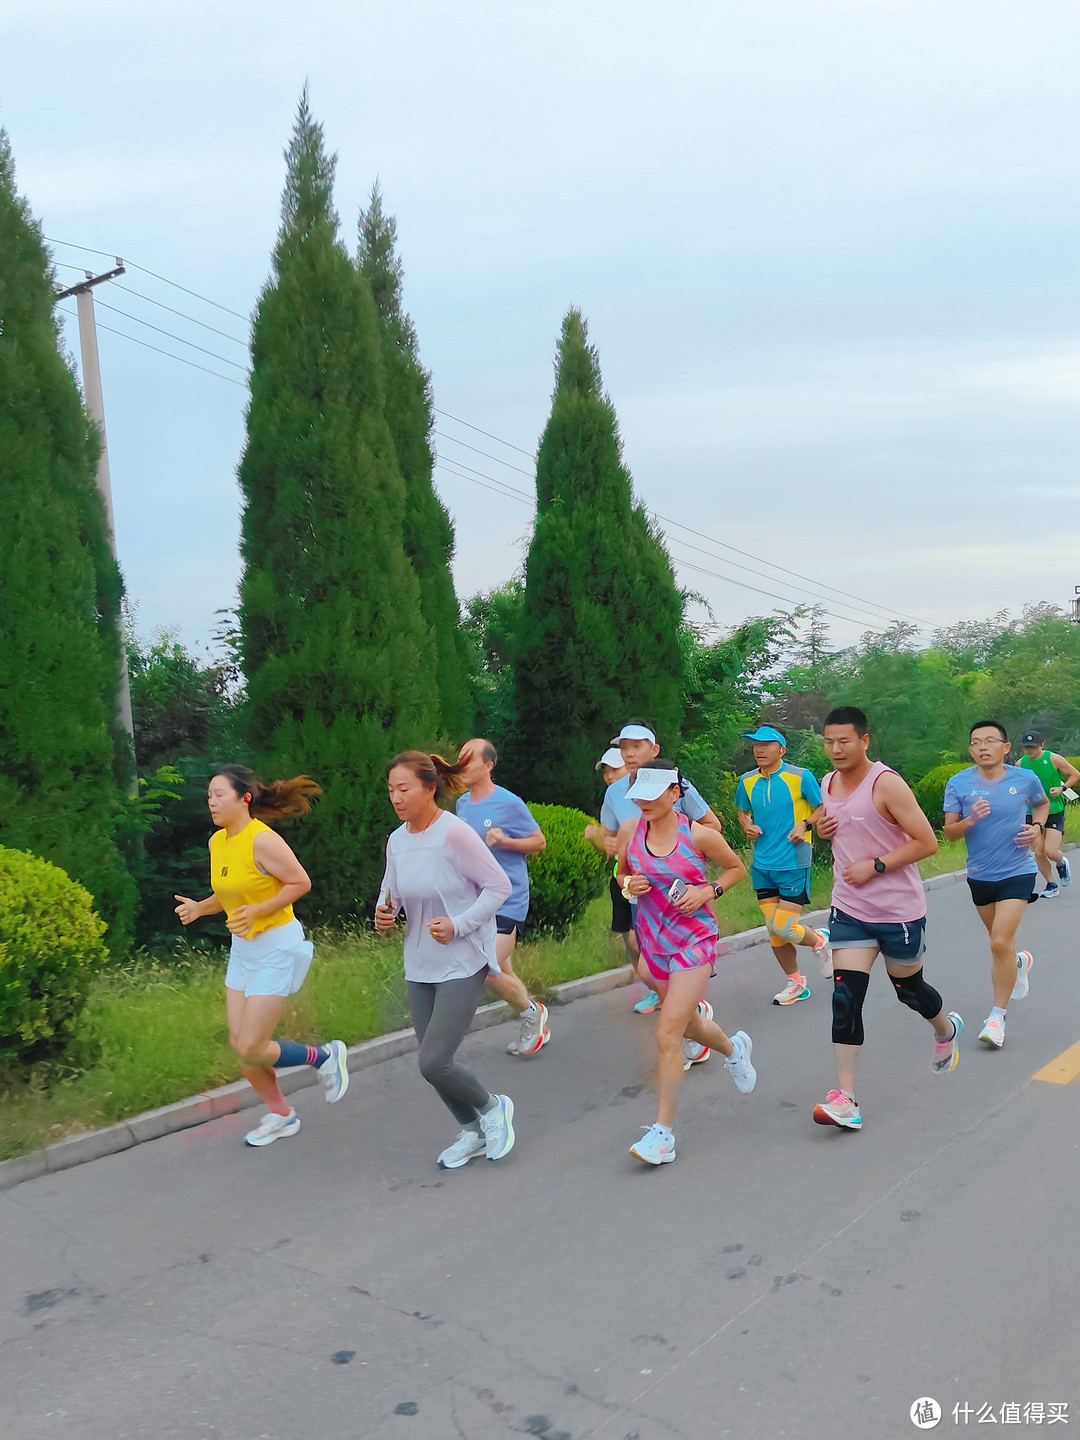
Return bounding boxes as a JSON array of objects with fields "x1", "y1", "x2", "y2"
[
  {"x1": 913, "y1": 762, "x2": 969, "y2": 823},
  {"x1": 0, "y1": 845, "x2": 108, "y2": 1061},
  {"x1": 525, "y1": 803, "x2": 609, "y2": 937}
]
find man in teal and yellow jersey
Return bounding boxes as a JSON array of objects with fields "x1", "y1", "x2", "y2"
[
  {"x1": 1018, "y1": 731, "x2": 1078, "y2": 897},
  {"x1": 735, "y1": 725, "x2": 831, "y2": 1005}
]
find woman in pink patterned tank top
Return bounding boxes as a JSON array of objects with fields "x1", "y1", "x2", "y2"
[
  {"x1": 615, "y1": 760, "x2": 757, "y2": 1166},
  {"x1": 812, "y1": 708, "x2": 962, "y2": 1134}
]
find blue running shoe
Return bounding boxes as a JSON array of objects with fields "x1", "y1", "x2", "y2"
[
  {"x1": 1057, "y1": 856, "x2": 1071, "y2": 888},
  {"x1": 480, "y1": 1095, "x2": 515, "y2": 1161},
  {"x1": 629, "y1": 1123, "x2": 676, "y2": 1165},
  {"x1": 634, "y1": 989, "x2": 661, "y2": 1014}
]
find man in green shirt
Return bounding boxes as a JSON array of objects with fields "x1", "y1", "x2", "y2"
[{"x1": 1018, "y1": 731, "x2": 1079, "y2": 897}]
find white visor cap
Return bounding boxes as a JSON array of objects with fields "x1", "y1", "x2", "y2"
[
  {"x1": 595, "y1": 748, "x2": 624, "y2": 771},
  {"x1": 625, "y1": 767, "x2": 681, "y2": 802},
  {"x1": 611, "y1": 723, "x2": 657, "y2": 745}
]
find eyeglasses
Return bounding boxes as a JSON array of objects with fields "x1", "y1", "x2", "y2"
[{"x1": 969, "y1": 737, "x2": 1008, "y2": 746}]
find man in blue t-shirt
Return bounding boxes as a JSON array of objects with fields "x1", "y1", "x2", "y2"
[
  {"x1": 943, "y1": 720, "x2": 1049, "y2": 1050},
  {"x1": 598, "y1": 718, "x2": 722, "y2": 1018},
  {"x1": 735, "y1": 724, "x2": 830, "y2": 1006},
  {"x1": 456, "y1": 739, "x2": 550, "y2": 1058}
]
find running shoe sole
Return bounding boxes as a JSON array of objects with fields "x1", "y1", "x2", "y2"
[
  {"x1": 812, "y1": 1103, "x2": 862, "y2": 1130},
  {"x1": 773, "y1": 986, "x2": 811, "y2": 1005},
  {"x1": 978, "y1": 1025, "x2": 1004, "y2": 1049},
  {"x1": 1012, "y1": 951, "x2": 1033, "y2": 1001},
  {"x1": 933, "y1": 1012, "x2": 964, "y2": 1073},
  {"x1": 485, "y1": 1095, "x2": 515, "y2": 1161},
  {"x1": 244, "y1": 1114, "x2": 301, "y2": 1147},
  {"x1": 320, "y1": 1039, "x2": 350, "y2": 1102}
]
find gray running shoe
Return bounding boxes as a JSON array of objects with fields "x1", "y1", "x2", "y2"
[
  {"x1": 1057, "y1": 856, "x2": 1072, "y2": 887},
  {"x1": 724, "y1": 1031, "x2": 757, "y2": 1094},
  {"x1": 480, "y1": 1094, "x2": 516, "y2": 1161},
  {"x1": 514, "y1": 1001, "x2": 550, "y2": 1058}
]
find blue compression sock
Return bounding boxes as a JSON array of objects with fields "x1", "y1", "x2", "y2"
[{"x1": 274, "y1": 1040, "x2": 331, "y2": 1068}]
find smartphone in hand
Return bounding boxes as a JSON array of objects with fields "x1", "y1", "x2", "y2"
[{"x1": 667, "y1": 877, "x2": 688, "y2": 904}]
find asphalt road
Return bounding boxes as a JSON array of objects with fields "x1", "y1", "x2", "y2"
[{"x1": 2, "y1": 879, "x2": 1078, "y2": 1440}]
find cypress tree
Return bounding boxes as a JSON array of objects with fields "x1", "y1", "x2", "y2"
[
  {"x1": 357, "y1": 184, "x2": 472, "y2": 735},
  {"x1": 513, "y1": 310, "x2": 684, "y2": 811},
  {"x1": 239, "y1": 95, "x2": 440, "y2": 918},
  {"x1": 0, "y1": 129, "x2": 135, "y2": 946}
]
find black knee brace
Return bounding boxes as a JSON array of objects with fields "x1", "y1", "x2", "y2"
[
  {"x1": 890, "y1": 968, "x2": 942, "y2": 1020},
  {"x1": 831, "y1": 969, "x2": 869, "y2": 1046}
]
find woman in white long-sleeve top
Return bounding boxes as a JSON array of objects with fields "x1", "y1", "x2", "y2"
[{"x1": 374, "y1": 749, "x2": 517, "y2": 1168}]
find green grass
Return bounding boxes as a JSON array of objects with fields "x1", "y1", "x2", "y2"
[{"x1": 5, "y1": 813, "x2": 1074, "y2": 1162}]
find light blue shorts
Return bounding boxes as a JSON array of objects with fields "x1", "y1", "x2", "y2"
[{"x1": 224, "y1": 918, "x2": 314, "y2": 997}]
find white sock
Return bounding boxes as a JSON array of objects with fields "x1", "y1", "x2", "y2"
[{"x1": 990, "y1": 1006, "x2": 1006, "y2": 1022}]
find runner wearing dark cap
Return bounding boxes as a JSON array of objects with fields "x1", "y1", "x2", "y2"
[
  {"x1": 1017, "y1": 732, "x2": 1077, "y2": 898},
  {"x1": 735, "y1": 725, "x2": 831, "y2": 1005}
]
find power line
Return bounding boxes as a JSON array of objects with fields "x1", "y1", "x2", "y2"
[
  {"x1": 435, "y1": 458, "x2": 532, "y2": 507},
  {"x1": 44, "y1": 236, "x2": 250, "y2": 321},
  {"x1": 57, "y1": 306, "x2": 247, "y2": 388},
  {"x1": 111, "y1": 282, "x2": 249, "y2": 346},
  {"x1": 433, "y1": 407, "x2": 536, "y2": 458},
  {"x1": 666, "y1": 542, "x2": 881, "y2": 631},
  {"x1": 92, "y1": 298, "x2": 249, "y2": 371},
  {"x1": 433, "y1": 429, "x2": 535, "y2": 478},
  {"x1": 654, "y1": 511, "x2": 926, "y2": 627}
]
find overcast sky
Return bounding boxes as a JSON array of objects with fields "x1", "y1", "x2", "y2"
[{"x1": 4, "y1": 0, "x2": 1078, "y2": 654}]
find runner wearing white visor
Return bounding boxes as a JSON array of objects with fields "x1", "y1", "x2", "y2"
[{"x1": 600, "y1": 719, "x2": 722, "y2": 1017}]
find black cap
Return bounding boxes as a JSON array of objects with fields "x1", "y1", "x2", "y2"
[{"x1": 1021, "y1": 732, "x2": 1042, "y2": 746}]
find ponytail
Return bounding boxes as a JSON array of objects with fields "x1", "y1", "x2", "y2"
[
  {"x1": 212, "y1": 764, "x2": 322, "y2": 821},
  {"x1": 388, "y1": 749, "x2": 469, "y2": 800}
]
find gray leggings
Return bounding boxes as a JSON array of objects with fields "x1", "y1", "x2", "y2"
[{"x1": 407, "y1": 968, "x2": 492, "y2": 1125}]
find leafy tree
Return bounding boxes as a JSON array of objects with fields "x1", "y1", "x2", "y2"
[
  {"x1": 513, "y1": 310, "x2": 684, "y2": 810},
  {"x1": 462, "y1": 578, "x2": 525, "y2": 759},
  {"x1": 0, "y1": 128, "x2": 135, "y2": 947},
  {"x1": 238, "y1": 94, "x2": 440, "y2": 919},
  {"x1": 358, "y1": 184, "x2": 472, "y2": 735}
]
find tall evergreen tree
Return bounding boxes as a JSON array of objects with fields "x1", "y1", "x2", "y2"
[
  {"x1": 239, "y1": 95, "x2": 440, "y2": 918},
  {"x1": 0, "y1": 129, "x2": 135, "y2": 945},
  {"x1": 357, "y1": 184, "x2": 472, "y2": 735},
  {"x1": 513, "y1": 310, "x2": 684, "y2": 811}
]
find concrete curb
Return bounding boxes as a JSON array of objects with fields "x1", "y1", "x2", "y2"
[{"x1": 0, "y1": 853, "x2": 1061, "y2": 1192}]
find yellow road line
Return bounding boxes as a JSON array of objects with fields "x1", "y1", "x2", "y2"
[{"x1": 1033, "y1": 1039, "x2": 1080, "y2": 1085}]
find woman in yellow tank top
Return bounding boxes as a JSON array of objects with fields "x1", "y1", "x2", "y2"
[{"x1": 174, "y1": 764, "x2": 351, "y2": 1147}]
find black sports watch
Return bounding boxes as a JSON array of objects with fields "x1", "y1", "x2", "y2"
[
  {"x1": 873, "y1": 857, "x2": 887, "y2": 874},
  {"x1": 712, "y1": 882, "x2": 725, "y2": 899}
]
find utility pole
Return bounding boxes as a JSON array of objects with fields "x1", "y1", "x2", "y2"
[
  {"x1": 1072, "y1": 586, "x2": 1080, "y2": 624},
  {"x1": 55, "y1": 263, "x2": 137, "y2": 788}
]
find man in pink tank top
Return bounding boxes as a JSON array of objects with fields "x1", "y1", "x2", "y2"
[{"x1": 812, "y1": 707, "x2": 963, "y2": 1132}]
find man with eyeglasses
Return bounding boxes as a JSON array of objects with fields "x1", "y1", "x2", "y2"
[{"x1": 943, "y1": 721, "x2": 1049, "y2": 1049}]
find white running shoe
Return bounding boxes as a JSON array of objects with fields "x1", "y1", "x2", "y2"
[
  {"x1": 480, "y1": 1094, "x2": 515, "y2": 1161},
  {"x1": 772, "y1": 976, "x2": 811, "y2": 1005},
  {"x1": 682, "y1": 999, "x2": 713, "y2": 1068},
  {"x1": 629, "y1": 1123, "x2": 676, "y2": 1165},
  {"x1": 244, "y1": 1110, "x2": 301, "y2": 1147},
  {"x1": 437, "y1": 1128, "x2": 486, "y2": 1169},
  {"x1": 979, "y1": 1014, "x2": 1006, "y2": 1049},
  {"x1": 317, "y1": 1040, "x2": 350, "y2": 1102},
  {"x1": 814, "y1": 927, "x2": 833, "y2": 977},
  {"x1": 682, "y1": 1038, "x2": 710, "y2": 1070},
  {"x1": 724, "y1": 1031, "x2": 756, "y2": 1093},
  {"x1": 1057, "y1": 856, "x2": 1072, "y2": 887},
  {"x1": 1011, "y1": 951, "x2": 1033, "y2": 1001}
]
